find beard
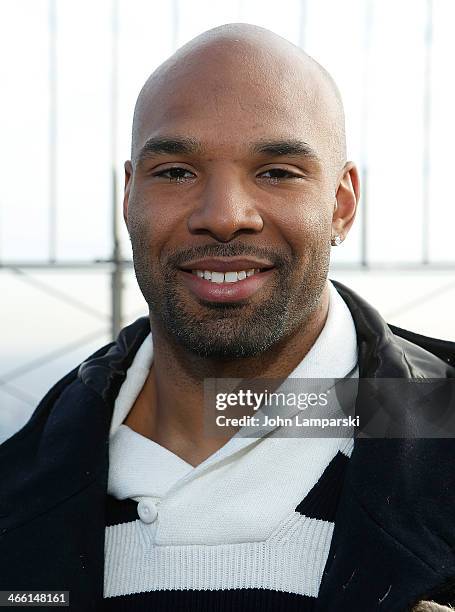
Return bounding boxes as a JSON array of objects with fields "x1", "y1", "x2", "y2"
[{"x1": 131, "y1": 238, "x2": 330, "y2": 359}]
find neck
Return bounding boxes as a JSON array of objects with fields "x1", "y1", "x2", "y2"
[{"x1": 125, "y1": 282, "x2": 330, "y2": 466}]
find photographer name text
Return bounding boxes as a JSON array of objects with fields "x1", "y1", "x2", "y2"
[{"x1": 215, "y1": 414, "x2": 360, "y2": 428}]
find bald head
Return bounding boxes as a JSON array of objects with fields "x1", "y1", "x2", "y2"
[{"x1": 130, "y1": 23, "x2": 346, "y2": 173}]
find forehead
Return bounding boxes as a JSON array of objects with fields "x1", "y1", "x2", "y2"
[{"x1": 133, "y1": 54, "x2": 333, "y2": 159}]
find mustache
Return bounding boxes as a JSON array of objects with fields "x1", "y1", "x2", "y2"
[{"x1": 164, "y1": 243, "x2": 293, "y2": 269}]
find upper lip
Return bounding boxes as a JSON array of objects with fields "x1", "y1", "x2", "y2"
[{"x1": 179, "y1": 258, "x2": 275, "y2": 273}]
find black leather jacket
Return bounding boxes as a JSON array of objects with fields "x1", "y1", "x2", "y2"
[{"x1": 0, "y1": 280, "x2": 454, "y2": 612}]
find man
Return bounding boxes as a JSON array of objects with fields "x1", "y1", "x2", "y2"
[{"x1": 1, "y1": 23, "x2": 454, "y2": 612}]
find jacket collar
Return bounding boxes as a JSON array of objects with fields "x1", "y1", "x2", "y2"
[{"x1": 78, "y1": 315, "x2": 150, "y2": 405}]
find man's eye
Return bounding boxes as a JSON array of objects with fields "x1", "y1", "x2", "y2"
[
  {"x1": 257, "y1": 168, "x2": 302, "y2": 183},
  {"x1": 152, "y1": 167, "x2": 195, "y2": 183}
]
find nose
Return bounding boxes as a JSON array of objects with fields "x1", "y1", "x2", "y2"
[{"x1": 186, "y1": 170, "x2": 264, "y2": 242}]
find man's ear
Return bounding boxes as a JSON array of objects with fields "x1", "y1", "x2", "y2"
[
  {"x1": 123, "y1": 160, "x2": 133, "y2": 228},
  {"x1": 332, "y1": 162, "x2": 360, "y2": 240}
]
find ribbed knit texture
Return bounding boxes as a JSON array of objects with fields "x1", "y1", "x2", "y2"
[{"x1": 103, "y1": 442, "x2": 352, "y2": 611}]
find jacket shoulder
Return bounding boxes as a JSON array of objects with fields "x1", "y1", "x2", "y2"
[
  {"x1": 331, "y1": 278, "x2": 455, "y2": 376},
  {"x1": 0, "y1": 339, "x2": 115, "y2": 454},
  {"x1": 389, "y1": 324, "x2": 455, "y2": 369},
  {"x1": 0, "y1": 316, "x2": 150, "y2": 454}
]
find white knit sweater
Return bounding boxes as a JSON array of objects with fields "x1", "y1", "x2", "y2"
[{"x1": 103, "y1": 281, "x2": 359, "y2": 609}]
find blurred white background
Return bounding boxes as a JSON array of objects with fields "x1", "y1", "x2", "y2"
[{"x1": 1, "y1": 0, "x2": 454, "y2": 443}]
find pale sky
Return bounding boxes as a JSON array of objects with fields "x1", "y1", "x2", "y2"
[{"x1": 1, "y1": 0, "x2": 455, "y2": 265}]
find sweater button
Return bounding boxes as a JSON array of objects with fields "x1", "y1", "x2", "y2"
[{"x1": 137, "y1": 499, "x2": 158, "y2": 524}]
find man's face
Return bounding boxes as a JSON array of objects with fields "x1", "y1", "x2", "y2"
[{"x1": 124, "y1": 48, "x2": 341, "y2": 358}]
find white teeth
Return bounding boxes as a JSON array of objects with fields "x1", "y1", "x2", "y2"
[
  {"x1": 224, "y1": 271, "x2": 238, "y2": 283},
  {"x1": 211, "y1": 272, "x2": 225, "y2": 283},
  {"x1": 190, "y1": 268, "x2": 263, "y2": 283}
]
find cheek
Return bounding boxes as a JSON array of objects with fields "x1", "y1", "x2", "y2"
[
  {"x1": 127, "y1": 192, "x2": 183, "y2": 258},
  {"x1": 269, "y1": 199, "x2": 333, "y2": 257}
]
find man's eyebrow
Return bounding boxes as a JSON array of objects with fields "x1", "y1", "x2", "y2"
[
  {"x1": 134, "y1": 136, "x2": 321, "y2": 164},
  {"x1": 251, "y1": 139, "x2": 320, "y2": 161},
  {"x1": 135, "y1": 136, "x2": 201, "y2": 164}
]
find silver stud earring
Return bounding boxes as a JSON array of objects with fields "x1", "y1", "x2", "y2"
[{"x1": 331, "y1": 234, "x2": 342, "y2": 246}]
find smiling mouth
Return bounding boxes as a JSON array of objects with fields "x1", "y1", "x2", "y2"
[
  {"x1": 178, "y1": 265, "x2": 276, "y2": 303},
  {"x1": 183, "y1": 268, "x2": 267, "y2": 284}
]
